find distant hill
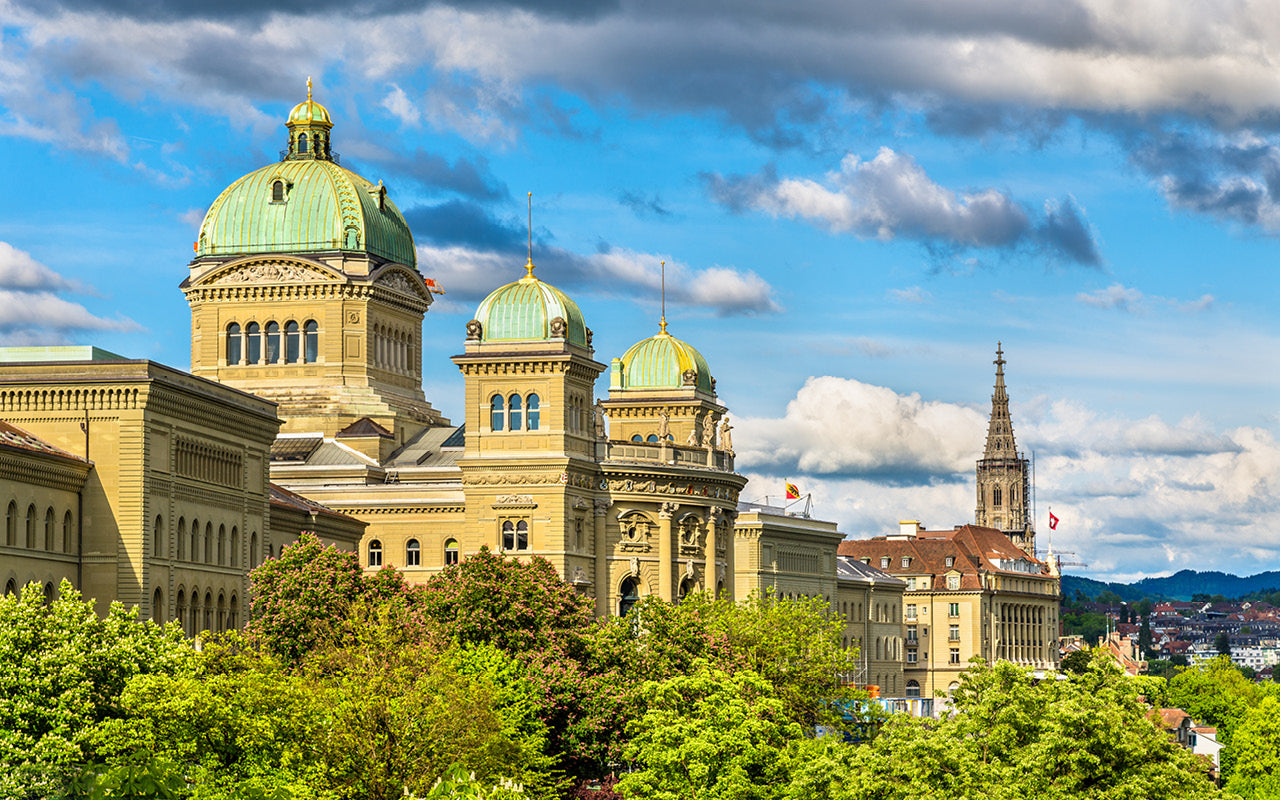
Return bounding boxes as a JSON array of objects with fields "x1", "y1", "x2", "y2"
[{"x1": 1062, "y1": 570, "x2": 1280, "y2": 602}]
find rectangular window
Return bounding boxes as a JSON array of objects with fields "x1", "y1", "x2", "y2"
[
  {"x1": 907, "y1": 626, "x2": 918, "y2": 643},
  {"x1": 907, "y1": 649, "x2": 917, "y2": 664},
  {"x1": 947, "y1": 574, "x2": 960, "y2": 590},
  {"x1": 949, "y1": 625, "x2": 960, "y2": 641},
  {"x1": 906, "y1": 604, "x2": 917, "y2": 620},
  {"x1": 949, "y1": 602, "x2": 960, "y2": 618},
  {"x1": 950, "y1": 648, "x2": 960, "y2": 664}
]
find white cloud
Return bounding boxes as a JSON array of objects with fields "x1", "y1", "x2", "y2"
[
  {"x1": 0, "y1": 241, "x2": 141, "y2": 339},
  {"x1": 380, "y1": 83, "x2": 420, "y2": 126},
  {"x1": 0, "y1": 242, "x2": 78, "y2": 291},
  {"x1": 1076, "y1": 283, "x2": 1218, "y2": 313},
  {"x1": 889, "y1": 286, "x2": 932, "y2": 304}
]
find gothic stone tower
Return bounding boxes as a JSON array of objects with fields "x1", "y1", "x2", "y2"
[{"x1": 975, "y1": 343, "x2": 1034, "y2": 555}]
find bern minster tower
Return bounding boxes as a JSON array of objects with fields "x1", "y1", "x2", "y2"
[{"x1": 975, "y1": 343, "x2": 1035, "y2": 556}]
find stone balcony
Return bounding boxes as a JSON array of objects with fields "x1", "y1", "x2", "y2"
[{"x1": 600, "y1": 438, "x2": 735, "y2": 473}]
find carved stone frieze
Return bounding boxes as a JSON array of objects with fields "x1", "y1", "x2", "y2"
[
  {"x1": 493, "y1": 494, "x2": 536, "y2": 508},
  {"x1": 211, "y1": 262, "x2": 333, "y2": 285},
  {"x1": 375, "y1": 271, "x2": 421, "y2": 296}
]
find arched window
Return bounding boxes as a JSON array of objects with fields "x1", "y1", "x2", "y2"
[
  {"x1": 250, "y1": 531, "x2": 259, "y2": 567},
  {"x1": 406, "y1": 539, "x2": 420, "y2": 567},
  {"x1": 298, "y1": 133, "x2": 308, "y2": 154},
  {"x1": 204, "y1": 591, "x2": 213, "y2": 631},
  {"x1": 177, "y1": 517, "x2": 186, "y2": 560},
  {"x1": 507, "y1": 394, "x2": 522, "y2": 431},
  {"x1": 646, "y1": 434, "x2": 659, "y2": 443},
  {"x1": 63, "y1": 511, "x2": 73, "y2": 554},
  {"x1": 230, "y1": 527, "x2": 239, "y2": 567},
  {"x1": 526, "y1": 394, "x2": 540, "y2": 430},
  {"x1": 44, "y1": 582, "x2": 54, "y2": 605},
  {"x1": 490, "y1": 395, "x2": 505, "y2": 431},
  {"x1": 153, "y1": 515, "x2": 164, "y2": 559},
  {"x1": 204, "y1": 522, "x2": 213, "y2": 563},
  {"x1": 619, "y1": 577, "x2": 640, "y2": 617},
  {"x1": 44, "y1": 508, "x2": 54, "y2": 550},
  {"x1": 246, "y1": 323, "x2": 261, "y2": 363},
  {"x1": 284, "y1": 321, "x2": 300, "y2": 363},
  {"x1": 226, "y1": 323, "x2": 242, "y2": 365},
  {"x1": 153, "y1": 588, "x2": 164, "y2": 623},
  {"x1": 444, "y1": 539, "x2": 458, "y2": 566},
  {"x1": 191, "y1": 518, "x2": 200, "y2": 563},
  {"x1": 5, "y1": 501, "x2": 15, "y2": 546},
  {"x1": 25, "y1": 505, "x2": 36, "y2": 548},
  {"x1": 992, "y1": 486, "x2": 1002, "y2": 508},
  {"x1": 304, "y1": 320, "x2": 319, "y2": 363},
  {"x1": 217, "y1": 525, "x2": 226, "y2": 565},
  {"x1": 515, "y1": 520, "x2": 528, "y2": 551},
  {"x1": 501, "y1": 521, "x2": 515, "y2": 551},
  {"x1": 4, "y1": 580, "x2": 15, "y2": 596},
  {"x1": 229, "y1": 595, "x2": 239, "y2": 629},
  {"x1": 217, "y1": 593, "x2": 226, "y2": 633},
  {"x1": 630, "y1": 434, "x2": 642, "y2": 442},
  {"x1": 368, "y1": 539, "x2": 383, "y2": 567},
  {"x1": 678, "y1": 577, "x2": 694, "y2": 602},
  {"x1": 265, "y1": 322, "x2": 281, "y2": 364},
  {"x1": 271, "y1": 180, "x2": 284, "y2": 202}
]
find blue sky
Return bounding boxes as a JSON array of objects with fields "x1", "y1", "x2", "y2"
[{"x1": 1, "y1": 0, "x2": 1278, "y2": 580}]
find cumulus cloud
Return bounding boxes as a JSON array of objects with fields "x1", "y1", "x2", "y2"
[
  {"x1": 1076, "y1": 283, "x2": 1216, "y2": 313},
  {"x1": 0, "y1": 242, "x2": 140, "y2": 340},
  {"x1": 408, "y1": 200, "x2": 780, "y2": 315},
  {"x1": 889, "y1": 286, "x2": 932, "y2": 304},
  {"x1": 705, "y1": 149, "x2": 1102, "y2": 265},
  {"x1": 738, "y1": 375, "x2": 1280, "y2": 579}
]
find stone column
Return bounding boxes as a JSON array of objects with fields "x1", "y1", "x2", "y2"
[
  {"x1": 658, "y1": 502, "x2": 677, "y2": 602},
  {"x1": 593, "y1": 499, "x2": 609, "y2": 617},
  {"x1": 705, "y1": 509, "x2": 718, "y2": 598}
]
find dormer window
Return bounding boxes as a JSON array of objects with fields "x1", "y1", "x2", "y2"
[
  {"x1": 880, "y1": 557, "x2": 890, "y2": 568},
  {"x1": 901, "y1": 556, "x2": 911, "y2": 568},
  {"x1": 945, "y1": 556, "x2": 954, "y2": 567},
  {"x1": 271, "y1": 180, "x2": 285, "y2": 202}
]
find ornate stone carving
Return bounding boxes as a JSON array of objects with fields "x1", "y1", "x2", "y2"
[
  {"x1": 465, "y1": 319, "x2": 482, "y2": 340},
  {"x1": 594, "y1": 400, "x2": 606, "y2": 439},
  {"x1": 375, "y1": 271, "x2": 421, "y2": 295},
  {"x1": 658, "y1": 408, "x2": 670, "y2": 440},
  {"x1": 549, "y1": 316, "x2": 567, "y2": 337},
  {"x1": 701, "y1": 419, "x2": 715, "y2": 448},
  {"x1": 594, "y1": 499, "x2": 610, "y2": 516},
  {"x1": 629, "y1": 557, "x2": 639, "y2": 578},
  {"x1": 678, "y1": 514, "x2": 702, "y2": 548},
  {"x1": 660, "y1": 501, "x2": 679, "y2": 517},
  {"x1": 212, "y1": 262, "x2": 331, "y2": 284},
  {"x1": 719, "y1": 416, "x2": 733, "y2": 453},
  {"x1": 347, "y1": 310, "x2": 360, "y2": 323},
  {"x1": 586, "y1": 327, "x2": 594, "y2": 346},
  {"x1": 571, "y1": 565, "x2": 589, "y2": 584},
  {"x1": 682, "y1": 368, "x2": 697, "y2": 386},
  {"x1": 493, "y1": 494, "x2": 536, "y2": 507}
]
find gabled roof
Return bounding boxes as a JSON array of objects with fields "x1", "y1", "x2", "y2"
[
  {"x1": 268, "y1": 483, "x2": 359, "y2": 522},
  {"x1": 336, "y1": 417, "x2": 393, "y2": 438},
  {"x1": 837, "y1": 555, "x2": 907, "y2": 587},
  {"x1": 836, "y1": 524, "x2": 1049, "y2": 591}
]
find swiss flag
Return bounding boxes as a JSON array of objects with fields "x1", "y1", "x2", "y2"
[{"x1": 1049, "y1": 512, "x2": 1059, "y2": 530}]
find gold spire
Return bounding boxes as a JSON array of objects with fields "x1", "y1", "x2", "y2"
[
  {"x1": 659, "y1": 260, "x2": 668, "y2": 334},
  {"x1": 524, "y1": 191, "x2": 535, "y2": 278},
  {"x1": 307, "y1": 76, "x2": 313, "y2": 102}
]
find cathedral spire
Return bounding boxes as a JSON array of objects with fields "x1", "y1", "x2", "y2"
[{"x1": 983, "y1": 341, "x2": 1018, "y2": 459}]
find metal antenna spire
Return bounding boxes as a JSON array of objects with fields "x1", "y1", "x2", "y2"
[
  {"x1": 659, "y1": 260, "x2": 667, "y2": 333},
  {"x1": 525, "y1": 192, "x2": 534, "y2": 278}
]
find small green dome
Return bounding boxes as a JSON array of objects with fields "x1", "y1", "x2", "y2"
[
  {"x1": 474, "y1": 267, "x2": 588, "y2": 346},
  {"x1": 287, "y1": 98, "x2": 333, "y2": 128},
  {"x1": 617, "y1": 327, "x2": 713, "y2": 392},
  {"x1": 196, "y1": 159, "x2": 416, "y2": 267}
]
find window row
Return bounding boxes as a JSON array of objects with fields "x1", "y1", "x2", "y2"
[
  {"x1": 630, "y1": 433, "x2": 674, "y2": 443},
  {"x1": 159, "y1": 516, "x2": 264, "y2": 569},
  {"x1": 5, "y1": 502, "x2": 75, "y2": 554},
  {"x1": 3, "y1": 580, "x2": 57, "y2": 603},
  {"x1": 226, "y1": 320, "x2": 319, "y2": 365},
  {"x1": 172, "y1": 587, "x2": 239, "y2": 636},
  {"x1": 367, "y1": 538, "x2": 459, "y2": 568},
  {"x1": 490, "y1": 393, "x2": 541, "y2": 432}
]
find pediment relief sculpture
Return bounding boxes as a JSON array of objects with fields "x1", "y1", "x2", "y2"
[{"x1": 209, "y1": 261, "x2": 334, "y2": 285}]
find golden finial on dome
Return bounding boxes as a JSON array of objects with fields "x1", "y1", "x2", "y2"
[
  {"x1": 659, "y1": 260, "x2": 668, "y2": 334},
  {"x1": 307, "y1": 76, "x2": 313, "y2": 103},
  {"x1": 525, "y1": 191, "x2": 535, "y2": 278}
]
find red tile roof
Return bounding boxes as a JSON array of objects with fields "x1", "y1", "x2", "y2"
[
  {"x1": 0, "y1": 420, "x2": 87, "y2": 463},
  {"x1": 837, "y1": 524, "x2": 1050, "y2": 589}
]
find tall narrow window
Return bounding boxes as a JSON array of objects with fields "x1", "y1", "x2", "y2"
[
  {"x1": 444, "y1": 539, "x2": 458, "y2": 566},
  {"x1": 191, "y1": 519, "x2": 200, "y2": 563},
  {"x1": 177, "y1": 518, "x2": 186, "y2": 560},
  {"x1": 217, "y1": 525, "x2": 226, "y2": 565},
  {"x1": 205, "y1": 522, "x2": 213, "y2": 563},
  {"x1": 515, "y1": 520, "x2": 529, "y2": 551},
  {"x1": 619, "y1": 578, "x2": 640, "y2": 617},
  {"x1": 249, "y1": 532, "x2": 259, "y2": 567},
  {"x1": 298, "y1": 133, "x2": 308, "y2": 153},
  {"x1": 230, "y1": 527, "x2": 239, "y2": 567},
  {"x1": 153, "y1": 515, "x2": 164, "y2": 559},
  {"x1": 271, "y1": 180, "x2": 284, "y2": 202},
  {"x1": 226, "y1": 323, "x2": 242, "y2": 365},
  {"x1": 368, "y1": 540, "x2": 383, "y2": 567},
  {"x1": 153, "y1": 588, "x2": 164, "y2": 623},
  {"x1": 526, "y1": 394, "x2": 540, "y2": 430},
  {"x1": 5, "y1": 501, "x2": 15, "y2": 546},
  {"x1": 406, "y1": 539, "x2": 420, "y2": 567},
  {"x1": 44, "y1": 508, "x2": 54, "y2": 550},
  {"x1": 246, "y1": 323, "x2": 261, "y2": 363},
  {"x1": 63, "y1": 511, "x2": 73, "y2": 554},
  {"x1": 25, "y1": 505, "x2": 36, "y2": 548},
  {"x1": 501, "y1": 521, "x2": 515, "y2": 551},
  {"x1": 265, "y1": 322, "x2": 281, "y2": 364},
  {"x1": 285, "y1": 321, "x2": 300, "y2": 363},
  {"x1": 304, "y1": 321, "x2": 319, "y2": 363},
  {"x1": 490, "y1": 395, "x2": 505, "y2": 431},
  {"x1": 508, "y1": 394, "x2": 522, "y2": 431},
  {"x1": 992, "y1": 486, "x2": 1002, "y2": 507}
]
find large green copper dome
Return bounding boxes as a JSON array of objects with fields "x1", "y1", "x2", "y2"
[
  {"x1": 195, "y1": 87, "x2": 416, "y2": 267},
  {"x1": 615, "y1": 326, "x2": 714, "y2": 392},
  {"x1": 474, "y1": 264, "x2": 588, "y2": 347}
]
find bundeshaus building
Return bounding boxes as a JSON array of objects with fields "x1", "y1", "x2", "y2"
[{"x1": 0, "y1": 86, "x2": 1058, "y2": 695}]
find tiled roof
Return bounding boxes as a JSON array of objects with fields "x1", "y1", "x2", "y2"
[
  {"x1": 268, "y1": 483, "x2": 359, "y2": 522},
  {"x1": 385, "y1": 425, "x2": 465, "y2": 467},
  {"x1": 836, "y1": 524, "x2": 1050, "y2": 590},
  {"x1": 0, "y1": 420, "x2": 87, "y2": 463},
  {"x1": 336, "y1": 417, "x2": 393, "y2": 438},
  {"x1": 837, "y1": 556, "x2": 907, "y2": 586}
]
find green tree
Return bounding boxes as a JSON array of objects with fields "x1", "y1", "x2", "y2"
[
  {"x1": 1168, "y1": 656, "x2": 1255, "y2": 735},
  {"x1": 0, "y1": 581, "x2": 193, "y2": 799},
  {"x1": 1215, "y1": 632, "x2": 1232, "y2": 656},
  {"x1": 616, "y1": 662, "x2": 803, "y2": 800},
  {"x1": 1139, "y1": 614, "x2": 1153, "y2": 657},
  {"x1": 1225, "y1": 695, "x2": 1280, "y2": 800},
  {"x1": 1059, "y1": 649, "x2": 1092, "y2": 674}
]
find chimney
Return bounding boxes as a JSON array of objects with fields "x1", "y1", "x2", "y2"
[{"x1": 890, "y1": 520, "x2": 921, "y2": 540}]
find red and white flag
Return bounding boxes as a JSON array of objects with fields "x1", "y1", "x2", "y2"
[{"x1": 1049, "y1": 512, "x2": 1059, "y2": 530}]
